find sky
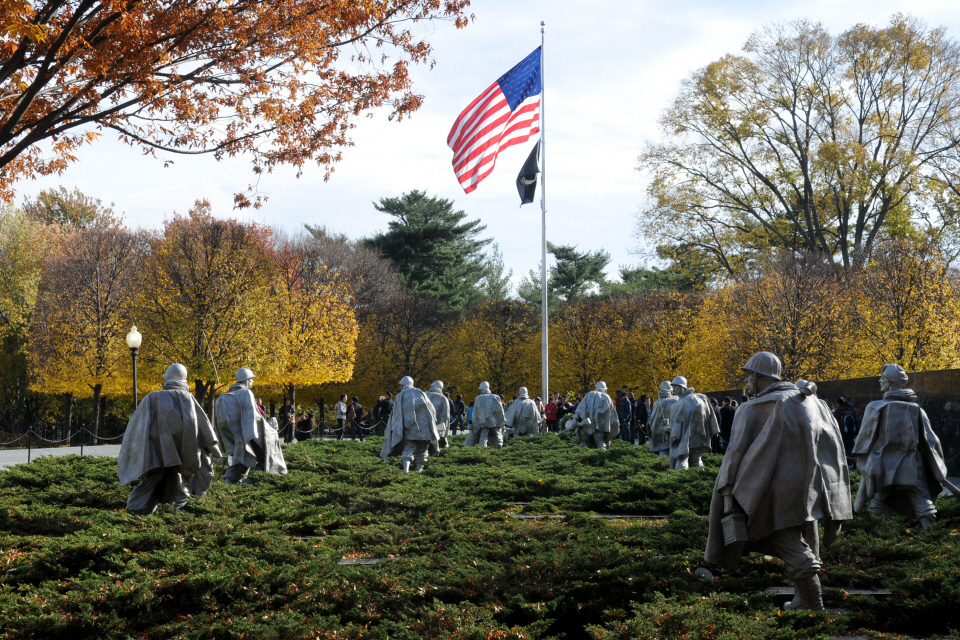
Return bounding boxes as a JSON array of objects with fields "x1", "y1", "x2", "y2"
[{"x1": 21, "y1": 0, "x2": 960, "y2": 289}]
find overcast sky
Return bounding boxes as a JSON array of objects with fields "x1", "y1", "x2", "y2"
[{"x1": 22, "y1": 0, "x2": 960, "y2": 289}]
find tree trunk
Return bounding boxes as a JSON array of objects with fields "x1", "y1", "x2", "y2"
[
  {"x1": 288, "y1": 383, "x2": 296, "y2": 415},
  {"x1": 63, "y1": 393, "x2": 73, "y2": 444},
  {"x1": 99, "y1": 395, "x2": 107, "y2": 441},
  {"x1": 90, "y1": 383, "x2": 102, "y2": 443},
  {"x1": 195, "y1": 379, "x2": 206, "y2": 408},
  {"x1": 269, "y1": 400, "x2": 276, "y2": 418},
  {"x1": 205, "y1": 381, "x2": 215, "y2": 418}
]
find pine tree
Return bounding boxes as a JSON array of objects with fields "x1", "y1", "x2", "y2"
[{"x1": 365, "y1": 191, "x2": 490, "y2": 310}]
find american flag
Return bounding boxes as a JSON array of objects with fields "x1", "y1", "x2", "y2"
[{"x1": 448, "y1": 47, "x2": 542, "y2": 193}]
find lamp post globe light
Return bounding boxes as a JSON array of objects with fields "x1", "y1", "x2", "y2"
[{"x1": 125, "y1": 325, "x2": 142, "y2": 409}]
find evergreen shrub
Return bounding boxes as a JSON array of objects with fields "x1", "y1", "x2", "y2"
[{"x1": 0, "y1": 435, "x2": 956, "y2": 638}]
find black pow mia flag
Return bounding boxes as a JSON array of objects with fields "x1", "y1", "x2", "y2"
[{"x1": 516, "y1": 140, "x2": 540, "y2": 206}]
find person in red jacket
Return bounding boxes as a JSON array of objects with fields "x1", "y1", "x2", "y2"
[{"x1": 545, "y1": 394, "x2": 559, "y2": 432}]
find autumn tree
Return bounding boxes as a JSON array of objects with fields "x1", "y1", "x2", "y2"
[
  {"x1": 456, "y1": 299, "x2": 538, "y2": 397},
  {"x1": 694, "y1": 252, "x2": 852, "y2": 384},
  {"x1": 628, "y1": 291, "x2": 703, "y2": 392},
  {"x1": 303, "y1": 224, "x2": 405, "y2": 318},
  {"x1": 551, "y1": 298, "x2": 625, "y2": 394},
  {"x1": 137, "y1": 201, "x2": 275, "y2": 409},
  {"x1": 258, "y1": 232, "x2": 358, "y2": 409},
  {"x1": 0, "y1": 0, "x2": 471, "y2": 204},
  {"x1": 638, "y1": 15, "x2": 960, "y2": 277},
  {"x1": 0, "y1": 204, "x2": 57, "y2": 433},
  {"x1": 29, "y1": 223, "x2": 145, "y2": 439},
  {"x1": 22, "y1": 186, "x2": 113, "y2": 229},
  {"x1": 850, "y1": 240, "x2": 960, "y2": 373},
  {"x1": 357, "y1": 291, "x2": 456, "y2": 395}
]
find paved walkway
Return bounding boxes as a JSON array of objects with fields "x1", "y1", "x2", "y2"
[{"x1": 0, "y1": 445, "x2": 122, "y2": 470}]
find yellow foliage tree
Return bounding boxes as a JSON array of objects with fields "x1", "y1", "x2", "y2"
[
  {"x1": 258, "y1": 236, "x2": 359, "y2": 409},
  {"x1": 630, "y1": 291, "x2": 704, "y2": 393},
  {"x1": 29, "y1": 224, "x2": 145, "y2": 437},
  {"x1": 850, "y1": 241, "x2": 960, "y2": 374},
  {"x1": 456, "y1": 300, "x2": 539, "y2": 398},
  {"x1": 136, "y1": 202, "x2": 277, "y2": 410},
  {"x1": 693, "y1": 253, "x2": 853, "y2": 385},
  {"x1": 551, "y1": 299, "x2": 625, "y2": 395},
  {"x1": 0, "y1": 205, "x2": 57, "y2": 433}
]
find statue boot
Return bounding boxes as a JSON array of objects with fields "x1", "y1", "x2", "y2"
[
  {"x1": 784, "y1": 575, "x2": 824, "y2": 611},
  {"x1": 919, "y1": 515, "x2": 935, "y2": 530},
  {"x1": 401, "y1": 459, "x2": 411, "y2": 474}
]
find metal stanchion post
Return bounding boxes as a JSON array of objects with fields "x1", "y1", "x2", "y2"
[
  {"x1": 27, "y1": 428, "x2": 32, "y2": 463},
  {"x1": 80, "y1": 424, "x2": 84, "y2": 457}
]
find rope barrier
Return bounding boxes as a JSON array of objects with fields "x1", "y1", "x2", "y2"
[
  {"x1": 0, "y1": 426, "x2": 126, "y2": 452},
  {"x1": 29, "y1": 432, "x2": 75, "y2": 444},
  {"x1": 0, "y1": 433, "x2": 29, "y2": 447},
  {"x1": 88, "y1": 431, "x2": 125, "y2": 442}
]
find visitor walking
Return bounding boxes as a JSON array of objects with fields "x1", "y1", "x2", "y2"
[
  {"x1": 634, "y1": 393, "x2": 648, "y2": 445},
  {"x1": 833, "y1": 397, "x2": 858, "y2": 468},
  {"x1": 350, "y1": 396, "x2": 364, "y2": 441},
  {"x1": 335, "y1": 394, "x2": 348, "y2": 440},
  {"x1": 451, "y1": 393, "x2": 466, "y2": 435},
  {"x1": 718, "y1": 396, "x2": 736, "y2": 453},
  {"x1": 545, "y1": 394, "x2": 558, "y2": 432},
  {"x1": 279, "y1": 400, "x2": 295, "y2": 444}
]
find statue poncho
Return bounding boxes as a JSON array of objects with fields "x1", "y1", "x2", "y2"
[
  {"x1": 118, "y1": 380, "x2": 222, "y2": 513},
  {"x1": 575, "y1": 389, "x2": 619, "y2": 449},
  {"x1": 669, "y1": 388, "x2": 719, "y2": 469},
  {"x1": 506, "y1": 395, "x2": 540, "y2": 437},
  {"x1": 705, "y1": 381, "x2": 851, "y2": 573},
  {"x1": 427, "y1": 388, "x2": 452, "y2": 447},
  {"x1": 853, "y1": 388, "x2": 947, "y2": 521},
  {"x1": 647, "y1": 388, "x2": 678, "y2": 456},
  {"x1": 380, "y1": 384, "x2": 439, "y2": 470},
  {"x1": 215, "y1": 382, "x2": 287, "y2": 483},
  {"x1": 468, "y1": 392, "x2": 506, "y2": 448}
]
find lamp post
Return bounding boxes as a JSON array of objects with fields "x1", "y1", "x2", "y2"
[{"x1": 125, "y1": 325, "x2": 142, "y2": 409}]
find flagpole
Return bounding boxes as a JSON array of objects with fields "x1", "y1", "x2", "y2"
[{"x1": 539, "y1": 21, "x2": 549, "y2": 406}]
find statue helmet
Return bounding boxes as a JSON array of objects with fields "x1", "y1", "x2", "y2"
[
  {"x1": 741, "y1": 351, "x2": 782, "y2": 380},
  {"x1": 595, "y1": 381, "x2": 607, "y2": 392},
  {"x1": 671, "y1": 376, "x2": 688, "y2": 389},
  {"x1": 518, "y1": 386, "x2": 529, "y2": 398},
  {"x1": 163, "y1": 363, "x2": 188, "y2": 382},
  {"x1": 235, "y1": 368, "x2": 256, "y2": 383},
  {"x1": 659, "y1": 381, "x2": 672, "y2": 392},
  {"x1": 479, "y1": 381, "x2": 491, "y2": 392},
  {"x1": 400, "y1": 376, "x2": 414, "y2": 388},
  {"x1": 880, "y1": 363, "x2": 909, "y2": 386},
  {"x1": 430, "y1": 380, "x2": 444, "y2": 392}
]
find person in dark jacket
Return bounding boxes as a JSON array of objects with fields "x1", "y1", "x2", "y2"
[
  {"x1": 833, "y1": 397, "x2": 858, "y2": 468},
  {"x1": 451, "y1": 393, "x2": 466, "y2": 435},
  {"x1": 618, "y1": 391, "x2": 633, "y2": 443},
  {"x1": 279, "y1": 400, "x2": 295, "y2": 444},
  {"x1": 633, "y1": 393, "x2": 648, "y2": 444},
  {"x1": 350, "y1": 396, "x2": 365, "y2": 441},
  {"x1": 374, "y1": 392, "x2": 393, "y2": 437},
  {"x1": 718, "y1": 396, "x2": 737, "y2": 453},
  {"x1": 296, "y1": 412, "x2": 315, "y2": 442}
]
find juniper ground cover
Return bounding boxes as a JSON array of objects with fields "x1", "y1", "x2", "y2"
[{"x1": 1, "y1": 435, "x2": 959, "y2": 639}]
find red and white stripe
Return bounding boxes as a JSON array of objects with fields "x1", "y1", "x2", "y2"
[{"x1": 447, "y1": 82, "x2": 541, "y2": 193}]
